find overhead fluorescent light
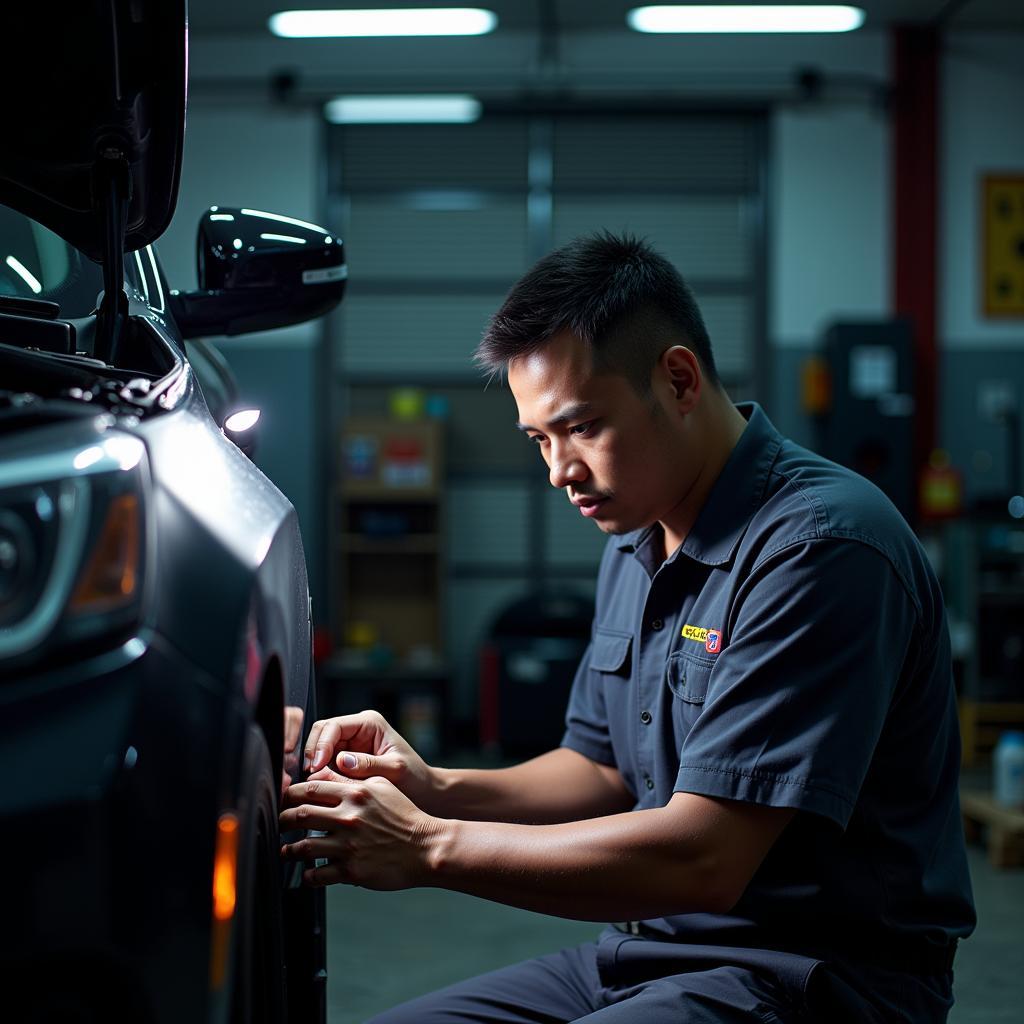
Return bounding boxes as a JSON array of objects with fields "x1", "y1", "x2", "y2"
[
  {"x1": 269, "y1": 8, "x2": 498, "y2": 38},
  {"x1": 627, "y1": 5, "x2": 865, "y2": 33},
  {"x1": 325, "y1": 95, "x2": 482, "y2": 124}
]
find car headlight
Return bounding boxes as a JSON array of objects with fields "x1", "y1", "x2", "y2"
[{"x1": 0, "y1": 430, "x2": 148, "y2": 664}]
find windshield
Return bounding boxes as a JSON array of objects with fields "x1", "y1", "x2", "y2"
[{"x1": 0, "y1": 204, "x2": 106, "y2": 318}]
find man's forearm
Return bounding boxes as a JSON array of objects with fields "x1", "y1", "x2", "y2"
[
  {"x1": 426, "y1": 747, "x2": 634, "y2": 823},
  {"x1": 421, "y1": 802, "x2": 732, "y2": 921}
]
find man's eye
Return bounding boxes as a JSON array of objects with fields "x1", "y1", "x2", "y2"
[
  {"x1": 527, "y1": 434, "x2": 546, "y2": 445},
  {"x1": 570, "y1": 421, "x2": 596, "y2": 437}
]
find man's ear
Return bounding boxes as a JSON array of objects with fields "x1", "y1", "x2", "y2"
[{"x1": 658, "y1": 345, "x2": 701, "y2": 413}]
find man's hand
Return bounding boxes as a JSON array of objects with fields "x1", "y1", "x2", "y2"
[
  {"x1": 281, "y1": 705, "x2": 305, "y2": 801},
  {"x1": 304, "y1": 710, "x2": 438, "y2": 810},
  {"x1": 279, "y1": 766, "x2": 443, "y2": 889}
]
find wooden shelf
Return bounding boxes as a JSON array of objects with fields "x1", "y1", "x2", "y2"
[
  {"x1": 340, "y1": 533, "x2": 440, "y2": 554},
  {"x1": 333, "y1": 420, "x2": 445, "y2": 650},
  {"x1": 338, "y1": 417, "x2": 443, "y2": 499},
  {"x1": 961, "y1": 788, "x2": 1024, "y2": 867},
  {"x1": 976, "y1": 589, "x2": 1024, "y2": 605},
  {"x1": 338, "y1": 483, "x2": 440, "y2": 501},
  {"x1": 959, "y1": 700, "x2": 1024, "y2": 767},
  {"x1": 321, "y1": 657, "x2": 449, "y2": 683}
]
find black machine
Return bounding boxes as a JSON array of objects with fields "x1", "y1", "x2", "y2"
[
  {"x1": 817, "y1": 320, "x2": 916, "y2": 522},
  {"x1": 479, "y1": 590, "x2": 594, "y2": 757}
]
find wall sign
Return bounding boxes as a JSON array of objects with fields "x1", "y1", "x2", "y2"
[{"x1": 983, "y1": 174, "x2": 1024, "y2": 317}]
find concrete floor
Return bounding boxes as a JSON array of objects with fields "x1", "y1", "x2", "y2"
[{"x1": 325, "y1": 794, "x2": 1024, "y2": 1023}]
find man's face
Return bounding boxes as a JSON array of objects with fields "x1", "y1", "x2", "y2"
[{"x1": 507, "y1": 331, "x2": 688, "y2": 536}]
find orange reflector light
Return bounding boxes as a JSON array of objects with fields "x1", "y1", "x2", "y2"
[
  {"x1": 210, "y1": 812, "x2": 240, "y2": 991},
  {"x1": 69, "y1": 493, "x2": 141, "y2": 614},
  {"x1": 213, "y1": 813, "x2": 240, "y2": 922}
]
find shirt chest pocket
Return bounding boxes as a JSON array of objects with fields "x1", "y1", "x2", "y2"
[
  {"x1": 590, "y1": 627, "x2": 632, "y2": 677},
  {"x1": 666, "y1": 650, "x2": 714, "y2": 733}
]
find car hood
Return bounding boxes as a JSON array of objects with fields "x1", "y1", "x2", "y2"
[{"x1": 0, "y1": 1, "x2": 187, "y2": 263}]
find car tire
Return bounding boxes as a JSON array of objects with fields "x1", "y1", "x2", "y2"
[
  {"x1": 231, "y1": 724, "x2": 287, "y2": 1024},
  {"x1": 283, "y1": 655, "x2": 328, "y2": 1024},
  {"x1": 283, "y1": 882, "x2": 327, "y2": 1024}
]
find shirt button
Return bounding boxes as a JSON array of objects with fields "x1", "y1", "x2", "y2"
[
  {"x1": 645, "y1": 777, "x2": 655, "y2": 790},
  {"x1": 640, "y1": 710, "x2": 652, "y2": 724},
  {"x1": 651, "y1": 618, "x2": 664, "y2": 631}
]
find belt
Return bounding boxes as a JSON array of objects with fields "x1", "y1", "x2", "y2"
[{"x1": 611, "y1": 922, "x2": 958, "y2": 975}]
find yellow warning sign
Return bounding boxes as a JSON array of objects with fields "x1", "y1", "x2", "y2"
[{"x1": 983, "y1": 175, "x2": 1024, "y2": 317}]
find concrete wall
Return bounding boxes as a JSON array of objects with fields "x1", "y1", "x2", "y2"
[
  {"x1": 941, "y1": 33, "x2": 1024, "y2": 351},
  {"x1": 165, "y1": 23, "x2": 1024, "y2": 620},
  {"x1": 770, "y1": 102, "x2": 891, "y2": 347},
  {"x1": 770, "y1": 30, "x2": 1024, "y2": 497},
  {"x1": 939, "y1": 33, "x2": 1024, "y2": 499}
]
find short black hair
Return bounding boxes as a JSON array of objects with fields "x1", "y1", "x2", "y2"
[{"x1": 475, "y1": 231, "x2": 718, "y2": 393}]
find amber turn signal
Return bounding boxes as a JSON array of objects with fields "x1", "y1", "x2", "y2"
[
  {"x1": 209, "y1": 812, "x2": 240, "y2": 991},
  {"x1": 68, "y1": 493, "x2": 141, "y2": 614},
  {"x1": 212, "y1": 813, "x2": 240, "y2": 922}
]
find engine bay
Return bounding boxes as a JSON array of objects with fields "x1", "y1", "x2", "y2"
[{"x1": 0, "y1": 313, "x2": 183, "y2": 430}]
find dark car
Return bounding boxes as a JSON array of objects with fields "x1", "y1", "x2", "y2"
[{"x1": 0, "y1": 3, "x2": 344, "y2": 1021}]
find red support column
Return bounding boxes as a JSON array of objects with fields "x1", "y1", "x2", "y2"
[{"x1": 892, "y1": 26, "x2": 940, "y2": 516}]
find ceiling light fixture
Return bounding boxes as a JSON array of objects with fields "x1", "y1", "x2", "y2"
[
  {"x1": 269, "y1": 8, "x2": 498, "y2": 38},
  {"x1": 324, "y1": 95, "x2": 482, "y2": 124},
  {"x1": 627, "y1": 5, "x2": 865, "y2": 33}
]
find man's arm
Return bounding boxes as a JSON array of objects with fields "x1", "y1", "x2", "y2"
[
  {"x1": 304, "y1": 711, "x2": 632, "y2": 823},
  {"x1": 280, "y1": 777, "x2": 795, "y2": 920},
  {"x1": 431, "y1": 747, "x2": 634, "y2": 822},
  {"x1": 430, "y1": 791, "x2": 795, "y2": 919}
]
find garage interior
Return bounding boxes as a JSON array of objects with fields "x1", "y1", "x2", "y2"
[{"x1": 161, "y1": 2, "x2": 1024, "y2": 1020}]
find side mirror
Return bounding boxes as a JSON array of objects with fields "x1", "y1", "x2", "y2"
[{"x1": 168, "y1": 207, "x2": 346, "y2": 339}]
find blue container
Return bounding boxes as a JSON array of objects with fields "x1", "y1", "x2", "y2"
[{"x1": 994, "y1": 731, "x2": 1024, "y2": 810}]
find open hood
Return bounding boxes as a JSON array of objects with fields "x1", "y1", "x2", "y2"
[{"x1": 0, "y1": 2, "x2": 187, "y2": 263}]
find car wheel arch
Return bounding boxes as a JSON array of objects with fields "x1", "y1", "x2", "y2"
[{"x1": 254, "y1": 656, "x2": 284, "y2": 800}]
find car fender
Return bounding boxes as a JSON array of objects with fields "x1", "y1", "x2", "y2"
[{"x1": 138, "y1": 376, "x2": 310, "y2": 711}]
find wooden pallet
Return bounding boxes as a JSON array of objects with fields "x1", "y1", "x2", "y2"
[
  {"x1": 959, "y1": 701, "x2": 1024, "y2": 767},
  {"x1": 961, "y1": 789, "x2": 1024, "y2": 868}
]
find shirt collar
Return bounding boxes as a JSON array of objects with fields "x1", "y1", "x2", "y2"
[{"x1": 616, "y1": 402, "x2": 783, "y2": 569}]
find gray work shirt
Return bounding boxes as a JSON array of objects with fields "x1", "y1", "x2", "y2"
[{"x1": 562, "y1": 403, "x2": 975, "y2": 960}]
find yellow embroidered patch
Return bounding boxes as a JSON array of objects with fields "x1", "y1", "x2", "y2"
[{"x1": 682, "y1": 624, "x2": 723, "y2": 654}]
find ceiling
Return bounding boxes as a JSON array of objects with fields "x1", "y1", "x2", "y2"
[
  {"x1": 189, "y1": 1, "x2": 1024, "y2": 37},
  {"x1": 183, "y1": 1, "x2": 1024, "y2": 102}
]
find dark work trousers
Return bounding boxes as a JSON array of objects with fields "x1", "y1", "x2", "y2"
[{"x1": 364, "y1": 929, "x2": 955, "y2": 1024}]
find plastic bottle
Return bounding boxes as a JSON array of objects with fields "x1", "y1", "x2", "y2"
[{"x1": 993, "y1": 731, "x2": 1024, "y2": 810}]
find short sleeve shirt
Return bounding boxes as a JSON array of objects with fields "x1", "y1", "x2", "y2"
[{"x1": 562, "y1": 403, "x2": 975, "y2": 955}]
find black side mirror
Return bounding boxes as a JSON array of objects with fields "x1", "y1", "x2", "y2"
[{"x1": 168, "y1": 207, "x2": 346, "y2": 339}]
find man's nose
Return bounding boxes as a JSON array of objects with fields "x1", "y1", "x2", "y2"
[{"x1": 548, "y1": 444, "x2": 587, "y2": 489}]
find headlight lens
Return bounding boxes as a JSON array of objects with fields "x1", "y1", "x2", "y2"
[
  {"x1": 0, "y1": 431, "x2": 147, "y2": 663},
  {"x1": 0, "y1": 493, "x2": 51, "y2": 625},
  {"x1": 68, "y1": 493, "x2": 141, "y2": 616}
]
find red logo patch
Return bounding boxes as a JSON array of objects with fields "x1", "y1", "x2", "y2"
[{"x1": 705, "y1": 629, "x2": 722, "y2": 654}]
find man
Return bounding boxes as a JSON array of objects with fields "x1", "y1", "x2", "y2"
[{"x1": 281, "y1": 233, "x2": 975, "y2": 1022}]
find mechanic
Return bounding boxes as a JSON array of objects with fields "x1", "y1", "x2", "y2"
[{"x1": 281, "y1": 233, "x2": 975, "y2": 1023}]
